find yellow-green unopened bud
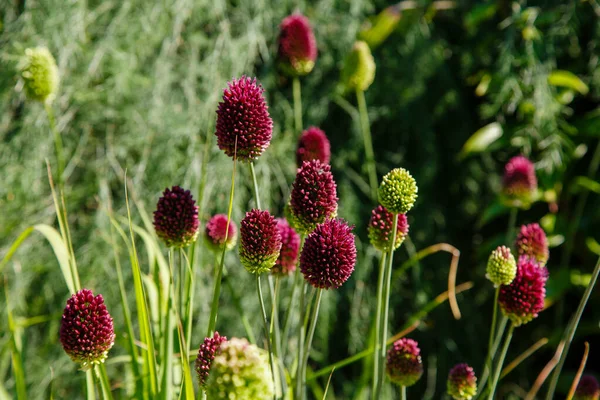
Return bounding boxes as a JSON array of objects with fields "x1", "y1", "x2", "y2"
[
  {"x1": 378, "y1": 168, "x2": 418, "y2": 214},
  {"x1": 341, "y1": 41, "x2": 376, "y2": 91},
  {"x1": 486, "y1": 246, "x2": 516, "y2": 287},
  {"x1": 20, "y1": 47, "x2": 59, "y2": 103}
]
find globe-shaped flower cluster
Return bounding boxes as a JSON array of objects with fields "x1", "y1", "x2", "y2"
[
  {"x1": 239, "y1": 209, "x2": 282, "y2": 274},
  {"x1": 278, "y1": 14, "x2": 318, "y2": 77},
  {"x1": 272, "y1": 218, "x2": 301, "y2": 276},
  {"x1": 486, "y1": 245, "x2": 517, "y2": 287},
  {"x1": 515, "y1": 223, "x2": 549, "y2": 266},
  {"x1": 296, "y1": 126, "x2": 331, "y2": 166},
  {"x1": 153, "y1": 186, "x2": 200, "y2": 248},
  {"x1": 447, "y1": 363, "x2": 478, "y2": 400},
  {"x1": 20, "y1": 47, "x2": 59, "y2": 103},
  {"x1": 368, "y1": 205, "x2": 409, "y2": 252},
  {"x1": 205, "y1": 214, "x2": 238, "y2": 252},
  {"x1": 386, "y1": 338, "x2": 423, "y2": 387}
]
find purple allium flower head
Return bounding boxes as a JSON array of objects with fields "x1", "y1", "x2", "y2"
[
  {"x1": 205, "y1": 214, "x2": 238, "y2": 253},
  {"x1": 447, "y1": 363, "x2": 478, "y2": 400},
  {"x1": 289, "y1": 160, "x2": 338, "y2": 235},
  {"x1": 498, "y1": 256, "x2": 548, "y2": 326},
  {"x1": 486, "y1": 245, "x2": 517, "y2": 287},
  {"x1": 60, "y1": 289, "x2": 115, "y2": 370},
  {"x1": 153, "y1": 186, "x2": 199, "y2": 248},
  {"x1": 515, "y1": 223, "x2": 549, "y2": 265},
  {"x1": 386, "y1": 338, "x2": 423, "y2": 387},
  {"x1": 239, "y1": 209, "x2": 282, "y2": 274},
  {"x1": 300, "y1": 218, "x2": 356, "y2": 289},
  {"x1": 272, "y1": 218, "x2": 301, "y2": 276},
  {"x1": 575, "y1": 375, "x2": 600, "y2": 400},
  {"x1": 296, "y1": 126, "x2": 331, "y2": 166},
  {"x1": 195, "y1": 332, "x2": 227, "y2": 388},
  {"x1": 368, "y1": 205, "x2": 409, "y2": 252},
  {"x1": 215, "y1": 76, "x2": 273, "y2": 162},
  {"x1": 278, "y1": 14, "x2": 318, "y2": 76},
  {"x1": 503, "y1": 156, "x2": 537, "y2": 200}
]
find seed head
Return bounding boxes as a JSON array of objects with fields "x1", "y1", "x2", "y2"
[
  {"x1": 341, "y1": 41, "x2": 376, "y2": 91},
  {"x1": 195, "y1": 332, "x2": 227, "y2": 388},
  {"x1": 378, "y1": 168, "x2": 418, "y2": 215},
  {"x1": 447, "y1": 363, "x2": 477, "y2": 400},
  {"x1": 20, "y1": 47, "x2": 59, "y2": 103},
  {"x1": 486, "y1": 246, "x2": 517, "y2": 287},
  {"x1": 386, "y1": 338, "x2": 423, "y2": 387},
  {"x1": 153, "y1": 186, "x2": 200, "y2": 248},
  {"x1": 239, "y1": 209, "x2": 282, "y2": 274}
]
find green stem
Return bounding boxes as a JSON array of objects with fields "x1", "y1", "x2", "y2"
[
  {"x1": 95, "y1": 365, "x2": 114, "y2": 400},
  {"x1": 400, "y1": 385, "x2": 407, "y2": 400},
  {"x1": 86, "y1": 369, "x2": 96, "y2": 400},
  {"x1": 506, "y1": 208, "x2": 518, "y2": 243},
  {"x1": 477, "y1": 315, "x2": 507, "y2": 398},
  {"x1": 178, "y1": 250, "x2": 184, "y2": 330},
  {"x1": 249, "y1": 162, "x2": 262, "y2": 210},
  {"x1": 257, "y1": 274, "x2": 277, "y2": 399},
  {"x1": 293, "y1": 77, "x2": 303, "y2": 134},
  {"x1": 545, "y1": 255, "x2": 600, "y2": 399},
  {"x1": 302, "y1": 289, "x2": 323, "y2": 397},
  {"x1": 270, "y1": 275, "x2": 286, "y2": 397},
  {"x1": 183, "y1": 248, "x2": 195, "y2": 355},
  {"x1": 485, "y1": 288, "x2": 500, "y2": 391},
  {"x1": 488, "y1": 323, "x2": 515, "y2": 400},
  {"x1": 355, "y1": 88, "x2": 378, "y2": 201},
  {"x1": 372, "y1": 253, "x2": 387, "y2": 398},
  {"x1": 161, "y1": 250, "x2": 176, "y2": 400},
  {"x1": 281, "y1": 236, "x2": 306, "y2": 354},
  {"x1": 295, "y1": 280, "x2": 307, "y2": 400},
  {"x1": 44, "y1": 102, "x2": 65, "y2": 187}
]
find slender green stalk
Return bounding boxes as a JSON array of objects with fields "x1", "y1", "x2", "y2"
[
  {"x1": 355, "y1": 88, "x2": 378, "y2": 201},
  {"x1": 182, "y1": 249, "x2": 195, "y2": 355},
  {"x1": 249, "y1": 162, "x2": 262, "y2": 209},
  {"x1": 293, "y1": 76, "x2": 303, "y2": 134},
  {"x1": 257, "y1": 274, "x2": 277, "y2": 398},
  {"x1": 44, "y1": 103, "x2": 65, "y2": 187},
  {"x1": 487, "y1": 323, "x2": 515, "y2": 400},
  {"x1": 476, "y1": 316, "x2": 508, "y2": 398},
  {"x1": 281, "y1": 236, "x2": 306, "y2": 353},
  {"x1": 269, "y1": 275, "x2": 287, "y2": 397},
  {"x1": 95, "y1": 365, "x2": 113, "y2": 400},
  {"x1": 302, "y1": 289, "x2": 323, "y2": 397},
  {"x1": 506, "y1": 208, "x2": 518, "y2": 243},
  {"x1": 295, "y1": 280, "x2": 307, "y2": 400},
  {"x1": 160, "y1": 251, "x2": 176, "y2": 400},
  {"x1": 371, "y1": 253, "x2": 387, "y2": 398},
  {"x1": 86, "y1": 370, "x2": 96, "y2": 400},
  {"x1": 400, "y1": 385, "x2": 407, "y2": 400},
  {"x1": 545, "y1": 255, "x2": 600, "y2": 399},
  {"x1": 485, "y1": 288, "x2": 500, "y2": 391},
  {"x1": 178, "y1": 250, "x2": 184, "y2": 327}
]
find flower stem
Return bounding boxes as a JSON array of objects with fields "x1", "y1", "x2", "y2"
[
  {"x1": 487, "y1": 323, "x2": 515, "y2": 400},
  {"x1": 485, "y1": 288, "x2": 500, "y2": 391},
  {"x1": 44, "y1": 102, "x2": 65, "y2": 187},
  {"x1": 86, "y1": 369, "x2": 96, "y2": 400},
  {"x1": 400, "y1": 385, "x2": 407, "y2": 400},
  {"x1": 182, "y1": 248, "x2": 195, "y2": 354},
  {"x1": 476, "y1": 315, "x2": 507, "y2": 398},
  {"x1": 302, "y1": 288, "x2": 323, "y2": 396},
  {"x1": 281, "y1": 235, "x2": 306, "y2": 355},
  {"x1": 293, "y1": 77, "x2": 303, "y2": 134},
  {"x1": 506, "y1": 208, "x2": 518, "y2": 243},
  {"x1": 355, "y1": 88, "x2": 378, "y2": 201},
  {"x1": 372, "y1": 252, "x2": 387, "y2": 398},
  {"x1": 249, "y1": 162, "x2": 262, "y2": 210},
  {"x1": 257, "y1": 274, "x2": 277, "y2": 399},
  {"x1": 295, "y1": 280, "x2": 307, "y2": 400},
  {"x1": 95, "y1": 364, "x2": 113, "y2": 400}
]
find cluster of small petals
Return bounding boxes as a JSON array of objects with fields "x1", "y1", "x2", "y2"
[
  {"x1": 486, "y1": 246, "x2": 517, "y2": 287},
  {"x1": 215, "y1": 76, "x2": 273, "y2": 161},
  {"x1": 300, "y1": 218, "x2": 356, "y2": 289},
  {"x1": 195, "y1": 332, "x2": 227, "y2": 388},
  {"x1": 386, "y1": 338, "x2": 423, "y2": 387},
  {"x1": 59, "y1": 289, "x2": 115, "y2": 370},
  {"x1": 378, "y1": 168, "x2": 418, "y2": 215},
  {"x1": 20, "y1": 47, "x2": 59, "y2": 103},
  {"x1": 341, "y1": 41, "x2": 376, "y2": 91},
  {"x1": 575, "y1": 375, "x2": 600, "y2": 400},
  {"x1": 272, "y1": 218, "x2": 301, "y2": 275},
  {"x1": 447, "y1": 363, "x2": 478, "y2": 400},
  {"x1": 204, "y1": 337, "x2": 274, "y2": 399},
  {"x1": 205, "y1": 214, "x2": 238, "y2": 252},
  {"x1": 515, "y1": 223, "x2": 549, "y2": 265},
  {"x1": 239, "y1": 209, "x2": 282, "y2": 274},
  {"x1": 498, "y1": 256, "x2": 548, "y2": 326},
  {"x1": 502, "y1": 156, "x2": 537, "y2": 200},
  {"x1": 368, "y1": 206, "x2": 409, "y2": 252},
  {"x1": 278, "y1": 14, "x2": 318, "y2": 76},
  {"x1": 289, "y1": 160, "x2": 338, "y2": 235},
  {"x1": 296, "y1": 127, "x2": 331, "y2": 166},
  {"x1": 153, "y1": 186, "x2": 200, "y2": 248}
]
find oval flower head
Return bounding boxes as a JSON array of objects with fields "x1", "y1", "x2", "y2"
[
  {"x1": 486, "y1": 246, "x2": 517, "y2": 287},
  {"x1": 153, "y1": 186, "x2": 200, "y2": 248},
  {"x1": 502, "y1": 155, "x2": 537, "y2": 204},
  {"x1": 60, "y1": 289, "x2": 115, "y2": 370},
  {"x1": 205, "y1": 214, "x2": 238, "y2": 253},
  {"x1": 368, "y1": 205, "x2": 409, "y2": 252},
  {"x1": 447, "y1": 363, "x2": 478, "y2": 400},
  {"x1": 20, "y1": 47, "x2": 59, "y2": 103},
  {"x1": 278, "y1": 13, "x2": 318, "y2": 77},
  {"x1": 340, "y1": 41, "x2": 376, "y2": 91},
  {"x1": 300, "y1": 218, "x2": 356, "y2": 289},
  {"x1": 289, "y1": 160, "x2": 338, "y2": 235},
  {"x1": 378, "y1": 168, "x2": 418, "y2": 215},
  {"x1": 296, "y1": 126, "x2": 331, "y2": 166},
  {"x1": 239, "y1": 209, "x2": 282, "y2": 274},
  {"x1": 195, "y1": 332, "x2": 227, "y2": 388},
  {"x1": 272, "y1": 218, "x2": 301, "y2": 276},
  {"x1": 498, "y1": 256, "x2": 548, "y2": 326},
  {"x1": 204, "y1": 337, "x2": 274, "y2": 400},
  {"x1": 574, "y1": 375, "x2": 600, "y2": 400},
  {"x1": 515, "y1": 223, "x2": 549, "y2": 265},
  {"x1": 386, "y1": 338, "x2": 423, "y2": 387},
  {"x1": 215, "y1": 76, "x2": 273, "y2": 161}
]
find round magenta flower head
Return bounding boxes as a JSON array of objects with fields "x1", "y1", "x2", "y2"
[
  {"x1": 153, "y1": 186, "x2": 200, "y2": 248},
  {"x1": 205, "y1": 214, "x2": 238, "y2": 253},
  {"x1": 289, "y1": 160, "x2": 338, "y2": 235},
  {"x1": 60, "y1": 289, "x2": 115, "y2": 370},
  {"x1": 486, "y1": 246, "x2": 517, "y2": 287},
  {"x1": 502, "y1": 156, "x2": 537, "y2": 202},
  {"x1": 515, "y1": 223, "x2": 549, "y2": 265},
  {"x1": 296, "y1": 126, "x2": 331, "y2": 166},
  {"x1": 575, "y1": 375, "x2": 600, "y2": 400},
  {"x1": 386, "y1": 338, "x2": 423, "y2": 387},
  {"x1": 378, "y1": 168, "x2": 418, "y2": 215},
  {"x1": 368, "y1": 206, "x2": 409, "y2": 252},
  {"x1": 272, "y1": 218, "x2": 301, "y2": 276},
  {"x1": 278, "y1": 13, "x2": 317, "y2": 77},
  {"x1": 447, "y1": 363, "x2": 478, "y2": 400},
  {"x1": 300, "y1": 218, "x2": 356, "y2": 289},
  {"x1": 215, "y1": 76, "x2": 273, "y2": 162},
  {"x1": 498, "y1": 256, "x2": 548, "y2": 326},
  {"x1": 239, "y1": 209, "x2": 282, "y2": 274},
  {"x1": 195, "y1": 331, "x2": 227, "y2": 388}
]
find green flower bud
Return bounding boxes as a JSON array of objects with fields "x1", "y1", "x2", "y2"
[
  {"x1": 341, "y1": 41, "x2": 376, "y2": 91},
  {"x1": 378, "y1": 168, "x2": 418, "y2": 214},
  {"x1": 20, "y1": 47, "x2": 59, "y2": 103},
  {"x1": 486, "y1": 246, "x2": 516, "y2": 287}
]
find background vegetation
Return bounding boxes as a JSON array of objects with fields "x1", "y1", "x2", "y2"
[{"x1": 1, "y1": 0, "x2": 599, "y2": 398}]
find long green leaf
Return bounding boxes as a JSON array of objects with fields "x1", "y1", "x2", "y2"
[
  {"x1": 548, "y1": 70, "x2": 589, "y2": 95},
  {"x1": 4, "y1": 279, "x2": 26, "y2": 400},
  {"x1": 0, "y1": 227, "x2": 34, "y2": 274},
  {"x1": 34, "y1": 224, "x2": 75, "y2": 294}
]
